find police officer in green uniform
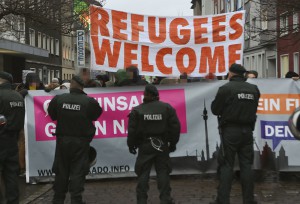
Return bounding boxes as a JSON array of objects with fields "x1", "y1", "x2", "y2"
[
  {"x1": 48, "y1": 76, "x2": 102, "y2": 204},
  {"x1": 210, "y1": 64, "x2": 260, "y2": 204},
  {"x1": 0, "y1": 71, "x2": 25, "y2": 204},
  {"x1": 127, "y1": 84, "x2": 181, "y2": 204}
]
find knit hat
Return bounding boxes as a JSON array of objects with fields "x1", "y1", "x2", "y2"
[
  {"x1": 72, "y1": 75, "x2": 85, "y2": 87},
  {"x1": 144, "y1": 84, "x2": 159, "y2": 97},
  {"x1": 0, "y1": 71, "x2": 13, "y2": 83},
  {"x1": 229, "y1": 63, "x2": 246, "y2": 75}
]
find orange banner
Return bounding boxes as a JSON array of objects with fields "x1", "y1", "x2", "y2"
[{"x1": 257, "y1": 94, "x2": 300, "y2": 115}]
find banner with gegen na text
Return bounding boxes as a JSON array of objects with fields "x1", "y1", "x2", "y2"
[{"x1": 25, "y1": 79, "x2": 300, "y2": 183}]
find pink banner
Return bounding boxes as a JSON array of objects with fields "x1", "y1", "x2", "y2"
[{"x1": 34, "y1": 89, "x2": 187, "y2": 141}]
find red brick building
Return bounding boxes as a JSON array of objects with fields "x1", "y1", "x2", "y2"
[{"x1": 277, "y1": 7, "x2": 300, "y2": 77}]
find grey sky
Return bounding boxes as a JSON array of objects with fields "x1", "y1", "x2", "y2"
[{"x1": 103, "y1": 0, "x2": 193, "y2": 16}]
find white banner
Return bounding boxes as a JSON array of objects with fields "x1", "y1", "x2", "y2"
[
  {"x1": 90, "y1": 6, "x2": 245, "y2": 77},
  {"x1": 24, "y1": 79, "x2": 300, "y2": 183}
]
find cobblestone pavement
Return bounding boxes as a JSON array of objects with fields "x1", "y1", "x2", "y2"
[{"x1": 19, "y1": 171, "x2": 300, "y2": 204}]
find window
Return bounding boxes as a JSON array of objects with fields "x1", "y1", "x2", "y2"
[
  {"x1": 251, "y1": 17, "x2": 257, "y2": 37},
  {"x1": 47, "y1": 36, "x2": 50, "y2": 51},
  {"x1": 245, "y1": 22, "x2": 250, "y2": 40},
  {"x1": 38, "y1": 32, "x2": 42, "y2": 48},
  {"x1": 237, "y1": 0, "x2": 243, "y2": 10},
  {"x1": 55, "y1": 39, "x2": 59, "y2": 55},
  {"x1": 280, "y1": 55, "x2": 289, "y2": 78},
  {"x1": 230, "y1": 0, "x2": 235, "y2": 12},
  {"x1": 42, "y1": 34, "x2": 46, "y2": 49},
  {"x1": 39, "y1": 69, "x2": 43, "y2": 81},
  {"x1": 261, "y1": 9, "x2": 268, "y2": 30},
  {"x1": 51, "y1": 70, "x2": 54, "y2": 81},
  {"x1": 214, "y1": 3, "x2": 218, "y2": 14},
  {"x1": 56, "y1": 70, "x2": 60, "y2": 78},
  {"x1": 293, "y1": 12, "x2": 299, "y2": 32},
  {"x1": 48, "y1": 70, "x2": 51, "y2": 84},
  {"x1": 280, "y1": 12, "x2": 289, "y2": 36},
  {"x1": 50, "y1": 37, "x2": 54, "y2": 54},
  {"x1": 19, "y1": 18, "x2": 25, "y2": 31},
  {"x1": 294, "y1": 52, "x2": 299, "y2": 74},
  {"x1": 221, "y1": 0, "x2": 224, "y2": 11},
  {"x1": 29, "y1": 29, "x2": 35, "y2": 46},
  {"x1": 71, "y1": 48, "x2": 74, "y2": 61}
]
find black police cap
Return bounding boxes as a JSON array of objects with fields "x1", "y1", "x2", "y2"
[
  {"x1": 229, "y1": 63, "x2": 246, "y2": 75},
  {"x1": 0, "y1": 71, "x2": 13, "y2": 83},
  {"x1": 145, "y1": 84, "x2": 159, "y2": 97},
  {"x1": 72, "y1": 75, "x2": 85, "y2": 87}
]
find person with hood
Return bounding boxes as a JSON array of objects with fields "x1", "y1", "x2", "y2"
[
  {"x1": 127, "y1": 84, "x2": 181, "y2": 204},
  {"x1": 47, "y1": 75, "x2": 102, "y2": 204},
  {"x1": 114, "y1": 69, "x2": 131, "y2": 87},
  {"x1": 126, "y1": 66, "x2": 148, "y2": 86},
  {"x1": 0, "y1": 71, "x2": 25, "y2": 204},
  {"x1": 18, "y1": 72, "x2": 45, "y2": 97}
]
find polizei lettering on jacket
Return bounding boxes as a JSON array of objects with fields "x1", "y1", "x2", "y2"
[
  {"x1": 62, "y1": 103, "x2": 81, "y2": 111},
  {"x1": 237, "y1": 93, "x2": 254, "y2": 100},
  {"x1": 10, "y1": 101, "x2": 24, "y2": 108},
  {"x1": 144, "y1": 114, "x2": 162, "y2": 120}
]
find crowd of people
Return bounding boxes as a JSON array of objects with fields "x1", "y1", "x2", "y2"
[{"x1": 0, "y1": 64, "x2": 300, "y2": 204}]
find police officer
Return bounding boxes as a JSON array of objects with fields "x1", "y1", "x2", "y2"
[
  {"x1": 127, "y1": 84, "x2": 181, "y2": 204},
  {"x1": 48, "y1": 75, "x2": 102, "y2": 204},
  {"x1": 210, "y1": 64, "x2": 260, "y2": 204},
  {"x1": 0, "y1": 71, "x2": 25, "y2": 204}
]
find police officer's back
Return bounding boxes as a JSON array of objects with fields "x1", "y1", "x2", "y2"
[
  {"x1": 48, "y1": 75, "x2": 102, "y2": 204},
  {"x1": 127, "y1": 84, "x2": 180, "y2": 204},
  {"x1": 210, "y1": 64, "x2": 260, "y2": 204},
  {"x1": 0, "y1": 71, "x2": 25, "y2": 204}
]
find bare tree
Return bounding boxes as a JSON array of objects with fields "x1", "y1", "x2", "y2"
[
  {"x1": 0, "y1": 0, "x2": 104, "y2": 40},
  {"x1": 245, "y1": 0, "x2": 300, "y2": 44}
]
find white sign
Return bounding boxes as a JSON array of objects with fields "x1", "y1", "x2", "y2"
[{"x1": 77, "y1": 30, "x2": 85, "y2": 67}]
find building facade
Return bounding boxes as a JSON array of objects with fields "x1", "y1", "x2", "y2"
[
  {"x1": 192, "y1": 0, "x2": 278, "y2": 78},
  {"x1": 277, "y1": 6, "x2": 300, "y2": 77}
]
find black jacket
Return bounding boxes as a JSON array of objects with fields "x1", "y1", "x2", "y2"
[
  {"x1": 48, "y1": 88, "x2": 102, "y2": 139},
  {"x1": 127, "y1": 100, "x2": 181, "y2": 148},
  {"x1": 211, "y1": 75, "x2": 260, "y2": 126},
  {"x1": 0, "y1": 82, "x2": 25, "y2": 132}
]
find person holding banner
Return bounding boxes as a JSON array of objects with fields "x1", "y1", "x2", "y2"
[
  {"x1": 210, "y1": 64, "x2": 260, "y2": 204},
  {"x1": 48, "y1": 75, "x2": 102, "y2": 204},
  {"x1": 0, "y1": 71, "x2": 25, "y2": 204},
  {"x1": 127, "y1": 84, "x2": 181, "y2": 204}
]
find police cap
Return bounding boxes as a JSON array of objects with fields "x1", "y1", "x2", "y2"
[
  {"x1": 229, "y1": 63, "x2": 246, "y2": 75},
  {"x1": 0, "y1": 71, "x2": 13, "y2": 83},
  {"x1": 72, "y1": 75, "x2": 85, "y2": 87},
  {"x1": 144, "y1": 84, "x2": 159, "y2": 97}
]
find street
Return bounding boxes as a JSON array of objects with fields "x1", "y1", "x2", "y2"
[{"x1": 17, "y1": 172, "x2": 300, "y2": 204}]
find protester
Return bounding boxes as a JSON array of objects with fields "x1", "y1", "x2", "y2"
[
  {"x1": 45, "y1": 78, "x2": 61, "y2": 92},
  {"x1": 125, "y1": 65, "x2": 148, "y2": 85},
  {"x1": 18, "y1": 72, "x2": 45, "y2": 97},
  {"x1": 47, "y1": 75, "x2": 102, "y2": 204},
  {"x1": 210, "y1": 64, "x2": 260, "y2": 204},
  {"x1": 127, "y1": 84, "x2": 181, "y2": 204},
  {"x1": 0, "y1": 71, "x2": 25, "y2": 204},
  {"x1": 114, "y1": 69, "x2": 131, "y2": 87},
  {"x1": 152, "y1": 76, "x2": 165, "y2": 85},
  {"x1": 16, "y1": 72, "x2": 45, "y2": 174},
  {"x1": 285, "y1": 71, "x2": 299, "y2": 80},
  {"x1": 96, "y1": 73, "x2": 110, "y2": 87},
  {"x1": 246, "y1": 70, "x2": 258, "y2": 78}
]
